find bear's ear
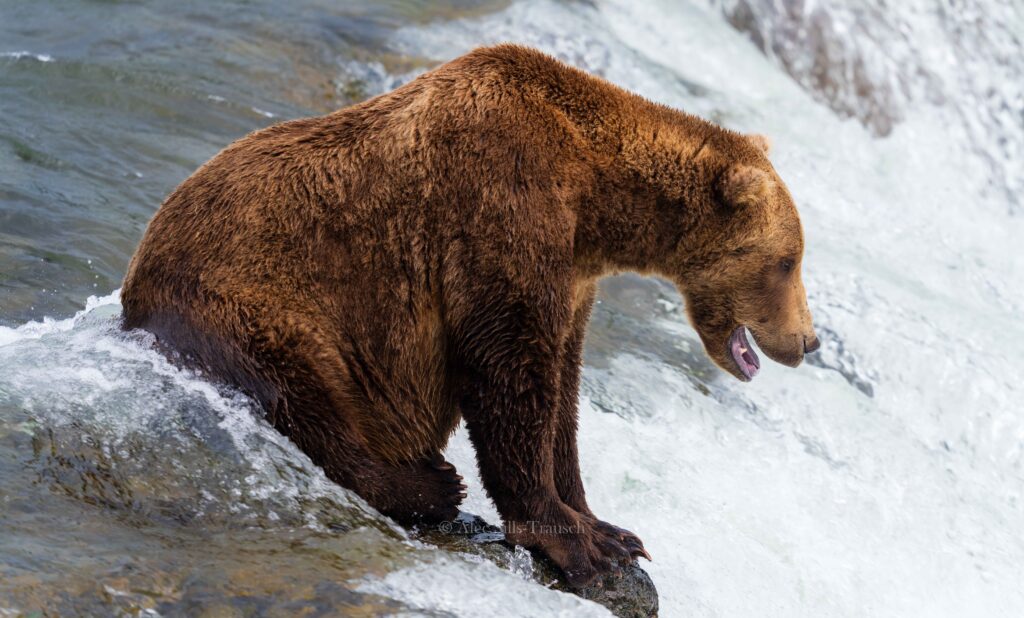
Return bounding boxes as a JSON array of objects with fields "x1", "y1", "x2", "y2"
[
  {"x1": 721, "y1": 164, "x2": 772, "y2": 207},
  {"x1": 747, "y1": 133, "x2": 772, "y2": 155}
]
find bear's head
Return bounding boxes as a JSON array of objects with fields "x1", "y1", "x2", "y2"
[{"x1": 672, "y1": 134, "x2": 819, "y2": 382}]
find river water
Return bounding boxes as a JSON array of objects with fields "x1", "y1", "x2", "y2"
[{"x1": 2, "y1": 1, "x2": 1022, "y2": 616}]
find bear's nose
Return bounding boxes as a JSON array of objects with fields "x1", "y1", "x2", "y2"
[{"x1": 803, "y1": 335, "x2": 820, "y2": 354}]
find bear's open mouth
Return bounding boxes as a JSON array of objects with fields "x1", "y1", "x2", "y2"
[{"x1": 729, "y1": 326, "x2": 760, "y2": 381}]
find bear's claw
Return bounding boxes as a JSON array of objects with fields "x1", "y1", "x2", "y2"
[
  {"x1": 593, "y1": 519, "x2": 651, "y2": 561},
  {"x1": 506, "y1": 501, "x2": 649, "y2": 589}
]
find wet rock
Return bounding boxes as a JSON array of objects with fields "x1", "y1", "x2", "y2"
[
  {"x1": 416, "y1": 512, "x2": 659, "y2": 618},
  {"x1": 565, "y1": 563, "x2": 659, "y2": 618}
]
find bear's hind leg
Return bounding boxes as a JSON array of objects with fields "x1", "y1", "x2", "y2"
[
  {"x1": 270, "y1": 382, "x2": 466, "y2": 525},
  {"x1": 369, "y1": 453, "x2": 467, "y2": 524},
  {"x1": 230, "y1": 312, "x2": 463, "y2": 525}
]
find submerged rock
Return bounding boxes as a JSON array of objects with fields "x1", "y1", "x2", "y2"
[{"x1": 416, "y1": 512, "x2": 659, "y2": 618}]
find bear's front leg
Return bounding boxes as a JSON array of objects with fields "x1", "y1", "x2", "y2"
[
  {"x1": 448, "y1": 272, "x2": 632, "y2": 588},
  {"x1": 553, "y1": 281, "x2": 651, "y2": 562},
  {"x1": 553, "y1": 282, "x2": 596, "y2": 516}
]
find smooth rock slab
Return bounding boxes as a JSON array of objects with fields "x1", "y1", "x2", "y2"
[{"x1": 416, "y1": 512, "x2": 659, "y2": 618}]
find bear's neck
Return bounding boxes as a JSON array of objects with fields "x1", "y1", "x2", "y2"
[
  {"x1": 468, "y1": 46, "x2": 744, "y2": 282},
  {"x1": 560, "y1": 92, "x2": 731, "y2": 282}
]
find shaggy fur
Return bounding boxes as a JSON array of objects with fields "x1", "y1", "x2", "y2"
[{"x1": 121, "y1": 44, "x2": 817, "y2": 587}]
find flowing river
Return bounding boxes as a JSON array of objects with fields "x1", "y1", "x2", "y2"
[{"x1": 2, "y1": 1, "x2": 1022, "y2": 615}]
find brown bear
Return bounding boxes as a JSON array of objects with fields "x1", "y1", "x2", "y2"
[{"x1": 121, "y1": 44, "x2": 818, "y2": 587}]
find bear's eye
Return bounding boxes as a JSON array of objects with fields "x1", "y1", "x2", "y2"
[{"x1": 780, "y1": 258, "x2": 795, "y2": 273}]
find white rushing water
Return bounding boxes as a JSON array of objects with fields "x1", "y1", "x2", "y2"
[
  {"x1": 2, "y1": 1, "x2": 1023, "y2": 616},
  {"x1": 389, "y1": 0, "x2": 1024, "y2": 615}
]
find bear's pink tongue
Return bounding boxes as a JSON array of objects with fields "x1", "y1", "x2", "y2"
[{"x1": 729, "y1": 326, "x2": 760, "y2": 380}]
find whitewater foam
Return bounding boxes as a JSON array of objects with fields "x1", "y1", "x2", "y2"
[
  {"x1": 384, "y1": 0, "x2": 1024, "y2": 615},
  {"x1": 0, "y1": 51, "x2": 54, "y2": 63}
]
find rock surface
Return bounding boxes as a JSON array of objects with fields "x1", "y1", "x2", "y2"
[{"x1": 416, "y1": 512, "x2": 659, "y2": 617}]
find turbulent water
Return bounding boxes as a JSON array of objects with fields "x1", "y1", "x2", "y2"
[{"x1": 2, "y1": 1, "x2": 1023, "y2": 616}]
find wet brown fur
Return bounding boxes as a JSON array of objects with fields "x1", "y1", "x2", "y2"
[{"x1": 121, "y1": 44, "x2": 816, "y2": 587}]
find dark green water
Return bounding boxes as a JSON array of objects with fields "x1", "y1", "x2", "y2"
[
  {"x1": 0, "y1": 0, "x2": 504, "y2": 325},
  {"x1": 1, "y1": 3, "x2": 579, "y2": 616}
]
